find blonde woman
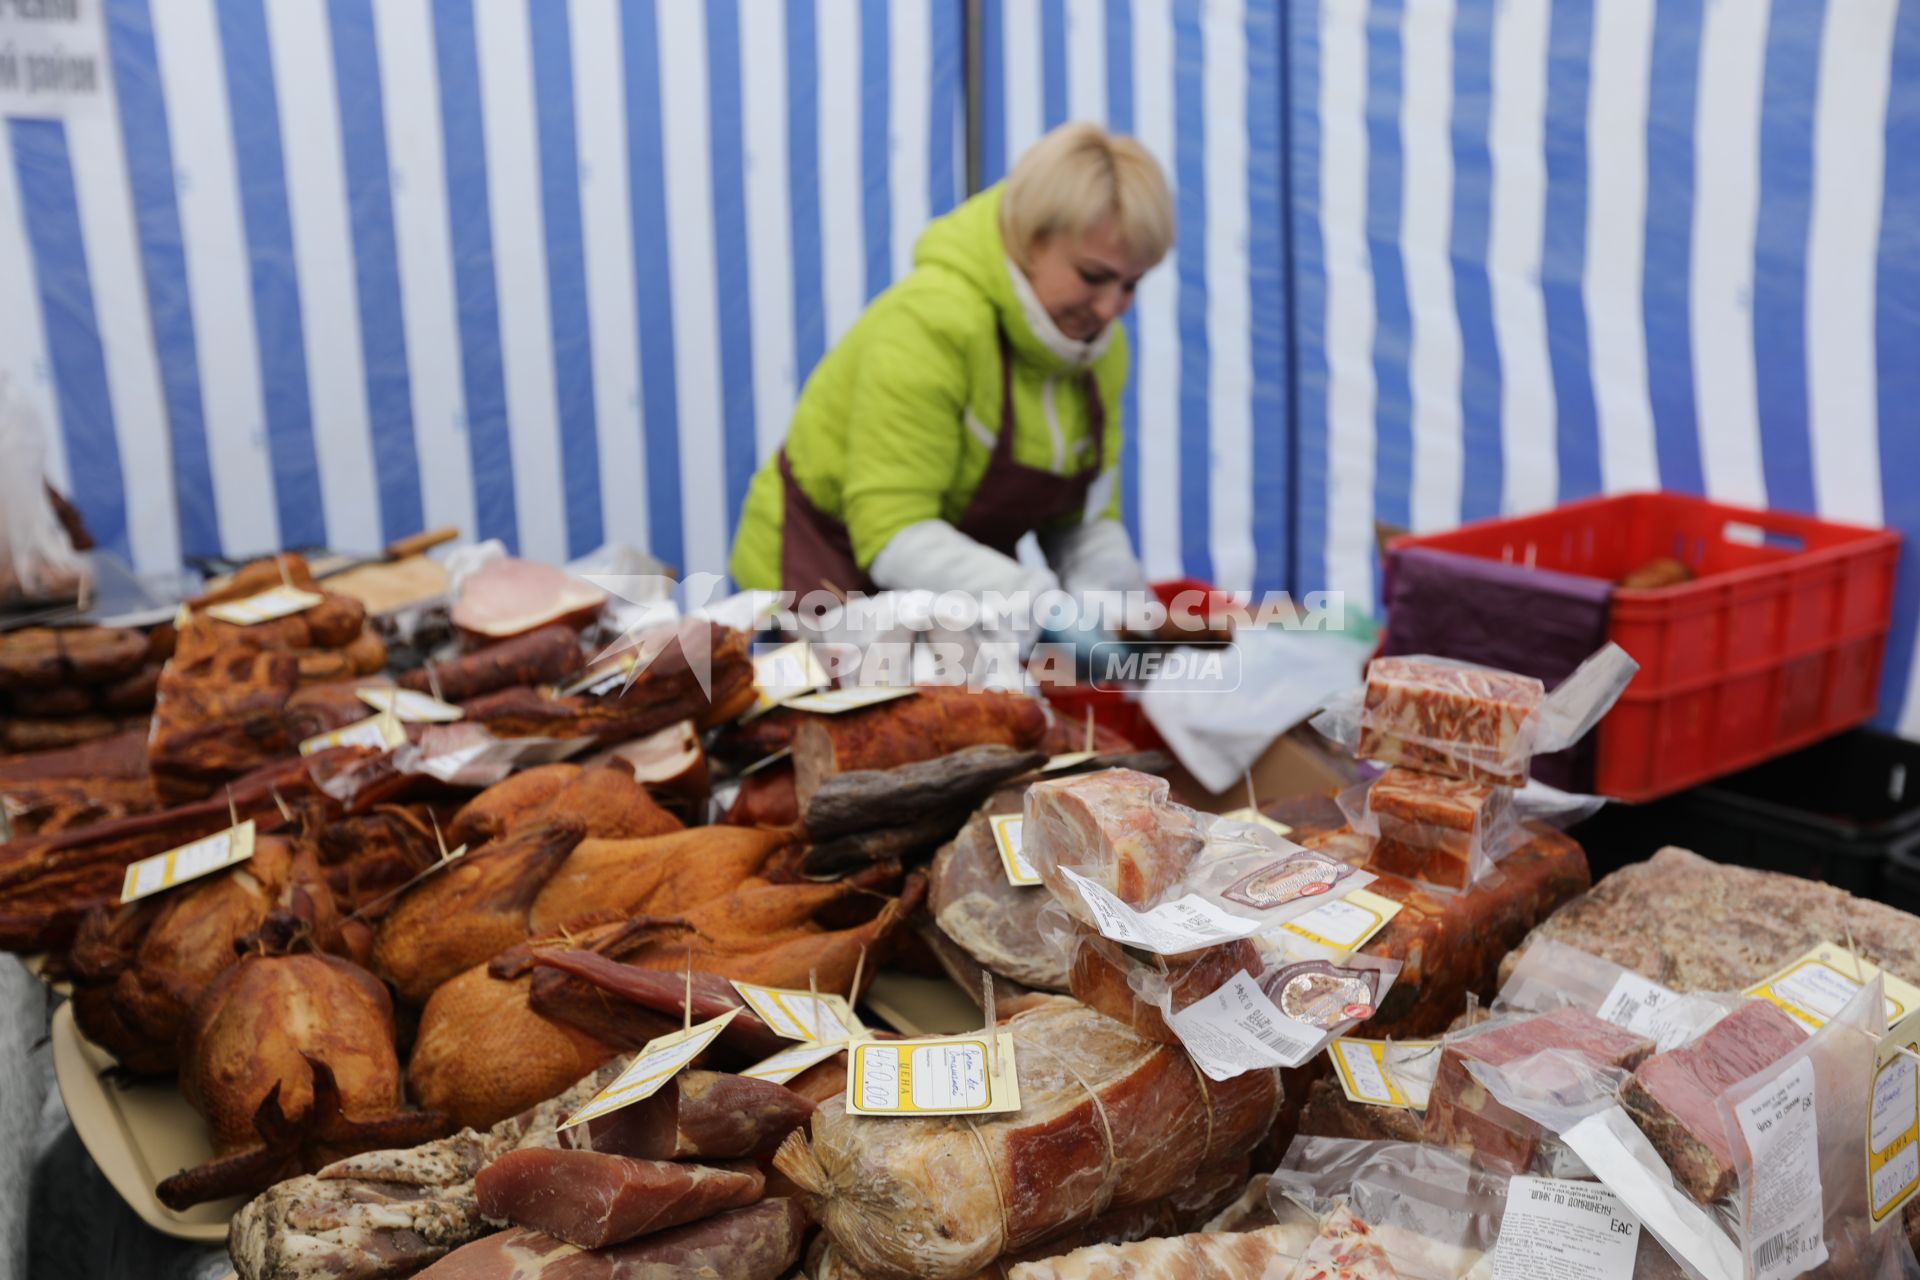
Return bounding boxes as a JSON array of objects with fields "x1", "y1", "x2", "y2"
[{"x1": 729, "y1": 122, "x2": 1174, "y2": 605}]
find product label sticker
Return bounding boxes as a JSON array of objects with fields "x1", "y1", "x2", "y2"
[
  {"x1": 1040, "y1": 751, "x2": 1100, "y2": 772},
  {"x1": 1329, "y1": 1038, "x2": 1439, "y2": 1110},
  {"x1": 1595, "y1": 972, "x2": 1721, "y2": 1053},
  {"x1": 1870, "y1": 1007, "x2": 1920, "y2": 1228},
  {"x1": 356, "y1": 687, "x2": 464, "y2": 723},
  {"x1": 204, "y1": 584, "x2": 325, "y2": 626},
  {"x1": 1220, "y1": 848, "x2": 1361, "y2": 913},
  {"x1": 1266, "y1": 960, "x2": 1386, "y2": 1029},
  {"x1": 1220, "y1": 806, "x2": 1295, "y2": 838},
  {"x1": 1734, "y1": 1055, "x2": 1829, "y2": 1280},
  {"x1": 750, "y1": 641, "x2": 831, "y2": 711},
  {"x1": 782, "y1": 686, "x2": 917, "y2": 715},
  {"x1": 1058, "y1": 867, "x2": 1263, "y2": 955},
  {"x1": 1280, "y1": 887, "x2": 1402, "y2": 953},
  {"x1": 559, "y1": 653, "x2": 639, "y2": 698},
  {"x1": 121, "y1": 820, "x2": 257, "y2": 903},
  {"x1": 299, "y1": 714, "x2": 408, "y2": 757},
  {"x1": 1745, "y1": 942, "x2": 1920, "y2": 1031},
  {"x1": 1167, "y1": 970, "x2": 1327, "y2": 1078},
  {"x1": 741, "y1": 1040, "x2": 846, "y2": 1085},
  {"x1": 560, "y1": 1009, "x2": 741, "y2": 1128},
  {"x1": 1492, "y1": 1176, "x2": 1642, "y2": 1280},
  {"x1": 845, "y1": 1034, "x2": 1021, "y2": 1116},
  {"x1": 729, "y1": 981, "x2": 861, "y2": 1043},
  {"x1": 990, "y1": 814, "x2": 1041, "y2": 887}
]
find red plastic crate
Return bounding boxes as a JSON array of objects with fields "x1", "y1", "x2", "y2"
[{"x1": 1389, "y1": 492, "x2": 1900, "y2": 802}]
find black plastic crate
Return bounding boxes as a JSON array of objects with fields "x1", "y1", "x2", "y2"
[{"x1": 1570, "y1": 729, "x2": 1920, "y2": 903}]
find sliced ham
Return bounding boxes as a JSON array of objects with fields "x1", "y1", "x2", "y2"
[
  {"x1": 415, "y1": 1198, "x2": 806, "y2": 1279},
  {"x1": 452, "y1": 560, "x2": 607, "y2": 642},
  {"x1": 557, "y1": 1070, "x2": 814, "y2": 1161},
  {"x1": 473, "y1": 1150, "x2": 763, "y2": 1249}
]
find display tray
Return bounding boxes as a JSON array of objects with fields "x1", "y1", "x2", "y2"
[
  {"x1": 49, "y1": 1002, "x2": 240, "y2": 1242},
  {"x1": 862, "y1": 969, "x2": 984, "y2": 1038}
]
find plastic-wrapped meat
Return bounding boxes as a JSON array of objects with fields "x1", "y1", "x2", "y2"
[
  {"x1": 1003, "y1": 1224, "x2": 1311, "y2": 1279},
  {"x1": 473, "y1": 1150, "x2": 763, "y2": 1248},
  {"x1": 1621, "y1": 999, "x2": 1807, "y2": 1203},
  {"x1": 774, "y1": 996, "x2": 1282, "y2": 1280},
  {"x1": 1356, "y1": 656, "x2": 1543, "y2": 785},
  {"x1": 1423, "y1": 1006, "x2": 1653, "y2": 1173},
  {"x1": 556, "y1": 1070, "x2": 814, "y2": 1160},
  {"x1": 788, "y1": 686, "x2": 1048, "y2": 806},
  {"x1": 1066, "y1": 926, "x2": 1258, "y2": 1044},
  {"x1": 1023, "y1": 770, "x2": 1203, "y2": 927},
  {"x1": 1363, "y1": 768, "x2": 1513, "y2": 890},
  {"x1": 415, "y1": 1197, "x2": 806, "y2": 1279},
  {"x1": 930, "y1": 795, "x2": 1071, "y2": 992}
]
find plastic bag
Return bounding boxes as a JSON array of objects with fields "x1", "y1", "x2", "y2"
[
  {"x1": 1337, "y1": 770, "x2": 1609, "y2": 892},
  {"x1": 0, "y1": 372, "x2": 88, "y2": 604},
  {"x1": 1313, "y1": 642, "x2": 1639, "y2": 786},
  {"x1": 1496, "y1": 939, "x2": 1740, "y2": 1053}
]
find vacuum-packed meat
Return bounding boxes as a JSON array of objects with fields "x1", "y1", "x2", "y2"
[
  {"x1": 1023, "y1": 770, "x2": 1203, "y2": 926},
  {"x1": 556, "y1": 1070, "x2": 813, "y2": 1161},
  {"x1": 414, "y1": 1198, "x2": 805, "y2": 1279},
  {"x1": 1424, "y1": 1006, "x2": 1653, "y2": 1173},
  {"x1": 1621, "y1": 999, "x2": 1807, "y2": 1203},
  {"x1": 1357, "y1": 656, "x2": 1543, "y2": 785},
  {"x1": 473, "y1": 1150, "x2": 763, "y2": 1248},
  {"x1": 1004, "y1": 1224, "x2": 1310, "y2": 1279},
  {"x1": 774, "y1": 996, "x2": 1282, "y2": 1279}
]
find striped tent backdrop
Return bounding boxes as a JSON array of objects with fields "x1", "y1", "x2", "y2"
[
  {"x1": 978, "y1": 0, "x2": 1292, "y2": 595},
  {"x1": 0, "y1": 0, "x2": 964, "y2": 579},
  {"x1": 1289, "y1": 0, "x2": 1920, "y2": 737}
]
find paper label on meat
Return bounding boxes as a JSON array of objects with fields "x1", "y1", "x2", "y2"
[
  {"x1": 1594, "y1": 972, "x2": 1720, "y2": 1053},
  {"x1": 1734, "y1": 1056, "x2": 1828, "y2": 1280},
  {"x1": 204, "y1": 584, "x2": 324, "y2": 625},
  {"x1": 991, "y1": 814, "x2": 1041, "y2": 887},
  {"x1": 1870, "y1": 1007, "x2": 1920, "y2": 1229},
  {"x1": 1280, "y1": 887, "x2": 1401, "y2": 953},
  {"x1": 1057, "y1": 867, "x2": 1263, "y2": 955},
  {"x1": 561, "y1": 1008, "x2": 742, "y2": 1128},
  {"x1": 1492, "y1": 1176, "x2": 1642, "y2": 1280},
  {"x1": 742, "y1": 1040, "x2": 846, "y2": 1084},
  {"x1": 729, "y1": 981, "x2": 861, "y2": 1042},
  {"x1": 356, "y1": 687, "x2": 464, "y2": 722},
  {"x1": 845, "y1": 1033, "x2": 1021, "y2": 1115},
  {"x1": 783, "y1": 686, "x2": 918, "y2": 714},
  {"x1": 121, "y1": 820, "x2": 257, "y2": 903},
  {"x1": 1268, "y1": 960, "x2": 1383, "y2": 1028},
  {"x1": 749, "y1": 641, "x2": 831, "y2": 712},
  {"x1": 1330, "y1": 1037, "x2": 1438, "y2": 1109},
  {"x1": 1167, "y1": 970, "x2": 1326, "y2": 1078},
  {"x1": 559, "y1": 652, "x2": 640, "y2": 697},
  {"x1": 1744, "y1": 942, "x2": 1920, "y2": 1031},
  {"x1": 1220, "y1": 805, "x2": 1294, "y2": 837},
  {"x1": 1220, "y1": 848, "x2": 1357, "y2": 912},
  {"x1": 300, "y1": 713, "x2": 408, "y2": 757}
]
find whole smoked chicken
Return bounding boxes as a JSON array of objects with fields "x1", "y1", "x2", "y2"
[
  {"x1": 526, "y1": 826, "x2": 789, "y2": 935},
  {"x1": 158, "y1": 953, "x2": 448, "y2": 1209},
  {"x1": 374, "y1": 817, "x2": 587, "y2": 1005}
]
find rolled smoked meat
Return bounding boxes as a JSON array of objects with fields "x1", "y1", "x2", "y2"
[
  {"x1": 556, "y1": 1070, "x2": 814, "y2": 1161},
  {"x1": 414, "y1": 1197, "x2": 805, "y2": 1280},
  {"x1": 399, "y1": 625, "x2": 584, "y2": 701},
  {"x1": 774, "y1": 997, "x2": 1282, "y2": 1280},
  {"x1": 789, "y1": 686, "x2": 1047, "y2": 806}
]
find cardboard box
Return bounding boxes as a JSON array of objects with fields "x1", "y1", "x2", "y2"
[{"x1": 1167, "y1": 724, "x2": 1364, "y2": 815}]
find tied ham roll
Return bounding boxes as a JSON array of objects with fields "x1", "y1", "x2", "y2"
[
  {"x1": 415, "y1": 1198, "x2": 806, "y2": 1279},
  {"x1": 473, "y1": 1150, "x2": 762, "y2": 1250}
]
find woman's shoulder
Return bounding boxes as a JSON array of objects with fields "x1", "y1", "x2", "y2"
[{"x1": 866, "y1": 262, "x2": 999, "y2": 349}]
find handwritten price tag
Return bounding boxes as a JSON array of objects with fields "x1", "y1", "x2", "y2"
[
  {"x1": 845, "y1": 1033, "x2": 1022, "y2": 1116},
  {"x1": 561, "y1": 1009, "x2": 740, "y2": 1128}
]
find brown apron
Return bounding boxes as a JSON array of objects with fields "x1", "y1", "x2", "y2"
[{"x1": 779, "y1": 326, "x2": 1107, "y2": 598}]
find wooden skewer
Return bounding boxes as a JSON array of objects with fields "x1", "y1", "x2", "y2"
[
  {"x1": 848, "y1": 946, "x2": 868, "y2": 1006},
  {"x1": 808, "y1": 968, "x2": 822, "y2": 1039},
  {"x1": 1083, "y1": 707, "x2": 1095, "y2": 755},
  {"x1": 819, "y1": 578, "x2": 849, "y2": 605},
  {"x1": 1244, "y1": 770, "x2": 1258, "y2": 816},
  {"x1": 981, "y1": 971, "x2": 999, "y2": 1079},
  {"x1": 1844, "y1": 922, "x2": 1866, "y2": 982},
  {"x1": 276, "y1": 554, "x2": 295, "y2": 590},
  {"x1": 683, "y1": 953, "x2": 694, "y2": 1035},
  {"x1": 430, "y1": 813, "x2": 451, "y2": 862},
  {"x1": 270, "y1": 786, "x2": 293, "y2": 824},
  {"x1": 425, "y1": 662, "x2": 445, "y2": 706},
  {"x1": 226, "y1": 785, "x2": 240, "y2": 832}
]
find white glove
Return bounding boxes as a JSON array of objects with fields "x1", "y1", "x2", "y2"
[
  {"x1": 868, "y1": 519, "x2": 1059, "y2": 599},
  {"x1": 1039, "y1": 518, "x2": 1148, "y2": 599}
]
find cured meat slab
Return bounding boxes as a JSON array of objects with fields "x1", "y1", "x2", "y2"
[
  {"x1": 557, "y1": 1070, "x2": 813, "y2": 1160},
  {"x1": 399, "y1": 625, "x2": 583, "y2": 700},
  {"x1": 1357, "y1": 656, "x2": 1543, "y2": 785},
  {"x1": 1024, "y1": 770, "x2": 1202, "y2": 926},
  {"x1": 930, "y1": 792, "x2": 1070, "y2": 992},
  {"x1": 473, "y1": 1150, "x2": 763, "y2": 1248},
  {"x1": 1364, "y1": 767, "x2": 1512, "y2": 889},
  {"x1": 789, "y1": 686, "x2": 1048, "y2": 806},
  {"x1": 1621, "y1": 999, "x2": 1807, "y2": 1203},
  {"x1": 414, "y1": 1198, "x2": 806, "y2": 1280},
  {"x1": 1424, "y1": 1005, "x2": 1653, "y2": 1173},
  {"x1": 775, "y1": 996, "x2": 1282, "y2": 1279}
]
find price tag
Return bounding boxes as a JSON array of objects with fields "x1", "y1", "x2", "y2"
[
  {"x1": 1057, "y1": 867, "x2": 1263, "y2": 956},
  {"x1": 121, "y1": 820, "x2": 257, "y2": 903},
  {"x1": 1745, "y1": 941, "x2": 1920, "y2": 1031},
  {"x1": 741, "y1": 1040, "x2": 846, "y2": 1085},
  {"x1": 1280, "y1": 887, "x2": 1401, "y2": 954},
  {"x1": 751, "y1": 641, "x2": 831, "y2": 711},
  {"x1": 782, "y1": 686, "x2": 917, "y2": 715},
  {"x1": 560, "y1": 1009, "x2": 740, "y2": 1128},
  {"x1": 1734, "y1": 1055, "x2": 1828, "y2": 1280},
  {"x1": 1870, "y1": 1007, "x2": 1920, "y2": 1229},
  {"x1": 559, "y1": 652, "x2": 640, "y2": 698},
  {"x1": 300, "y1": 714, "x2": 408, "y2": 757},
  {"x1": 991, "y1": 814, "x2": 1041, "y2": 887},
  {"x1": 1221, "y1": 806, "x2": 1295, "y2": 838},
  {"x1": 1040, "y1": 751, "x2": 1100, "y2": 772},
  {"x1": 204, "y1": 584, "x2": 324, "y2": 625},
  {"x1": 1328, "y1": 1037, "x2": 1438, "y2": 1109},
  {"x1": 356, "y1": 687, "x2": 464, "y2": 723},
  {"x1": 1492, "y1": 1176, "x2": 1642, "y2": 1280},
  {"x1": 845, "y1": 1033, "x2": 1021, "y2": 1116},
  {"x1": 729, "y1": 981, "x2": 861, "y2": 1043},
  {"x1": 1166, "y1": 970, "x2": 1326, "y2": 1078}
]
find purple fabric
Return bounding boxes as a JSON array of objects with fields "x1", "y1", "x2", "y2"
[{"x1": 1380, "y1": 545, "x2": 1614, "y2": 791}]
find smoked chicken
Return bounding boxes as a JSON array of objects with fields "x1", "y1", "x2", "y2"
[
  {"x1": 526, "y1": 826, "x2": 790, "y2": 935},
  {"x1": 445, "y1": 765, "x2": 683, "y2": 851},
  {"x1": 373, "y1": 817, "x2": 587, "y2": 1005},
  {"x1": 157, "y1": 952, "x2": 448, "y2": 1209},
  {"x1": 445, "y1": 765, "x2": 582, "y2": 848}
]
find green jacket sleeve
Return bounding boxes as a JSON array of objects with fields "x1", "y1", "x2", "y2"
[{"x1": 841, "y1": 318, "x2": 973, "y2": 570}]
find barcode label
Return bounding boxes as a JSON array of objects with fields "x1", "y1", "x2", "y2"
[{"x1": 1754, "y1": 1231, "x2": 1791, "y2": 1270}]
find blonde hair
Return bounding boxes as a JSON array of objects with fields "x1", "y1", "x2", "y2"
[{"x1": 1000, "y1": 122, "x2": 1174, "y2": 269}]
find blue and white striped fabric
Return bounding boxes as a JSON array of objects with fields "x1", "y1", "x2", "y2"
[
  {"x1": 0, "y1": 0, "x2": 963, "y2": 580},
  {"x1": 1291, "y1": 0, "x2": 1920, "y2": 738},
  {"x1": 979, "y1": 0, "x2": 1292, "y2": 595}
]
